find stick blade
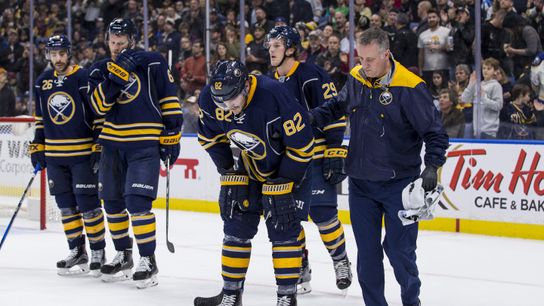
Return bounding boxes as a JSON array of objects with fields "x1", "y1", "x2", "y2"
[{"x1": 167, "y1": 241, "x2": 175, "y2": 253}]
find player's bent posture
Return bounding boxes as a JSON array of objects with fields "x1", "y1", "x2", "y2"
[
  {"x1": 194, "y1": 61, "x2": 314, "y2": 306},
  {"x1": 30, "y1": 35, "x2": 106, "y2": 276},
  {"x1": 267, "y1": 26, "x2": 352, "y2": 294},
  {"x1": 87, "y1": 18, "x2": 183, "y2": 288}
]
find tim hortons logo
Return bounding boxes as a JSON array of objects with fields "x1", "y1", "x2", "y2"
[
  {"x1": 159, "y1": 158, "x2": 199, "y2": 179},
  {"x1": 446, "y1": 148, "x2": 544, "y2": 196}
]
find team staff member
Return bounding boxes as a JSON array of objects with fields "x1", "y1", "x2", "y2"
[
  {"x1": 31, "y1": 34, "x2": 107, "y2": 276},
  {"x1": 87, "y1": 18, "x2": 183, "y2": 288},
  {"x1": 310, "y1": 28, "x2": 449, "y2": 306}
]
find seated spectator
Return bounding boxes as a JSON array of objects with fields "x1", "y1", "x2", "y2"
[
  {"x1": 179, "y1": 39, "x2": 206, "y2": 96},
  {"x1": 503, "y1": 12, "x2": 543, "y2": 79},
  {"x1": 451, "y1": 64, "x2": 471, "y2": 100},
  {"x1": 182, "y1": 89, "x2": 200, "y2": 134},
  {"x1": 430, "y1": 71, "x2": 449, "y2": 109},
  {"x1": 211, "y1": 42, "x2": 232, "y2": 68},
  {"x1": 245, "y1": 25, "x2": 269, "y2": 75},
  {"x1": 391, "y1": 13, "x2": 418, "y2": 71},
  {"x1": 532, "y1": 99, "x2": 544, "y2": 139},
  {"x1": 499, "y1": 84, "x2": 536, "y2": 140},
  {"x1": 0, "y1": 67, "x2": 16, "y2": 116},
  {"x1": 461, "y1": 58, "x2": 504, "y2": 139},
  {"x1": 439, "y1": 88, "x2": 465, "y2": 138},
  {"x1": 496, "y1": 66, "x2": 513, "y2": 121}
]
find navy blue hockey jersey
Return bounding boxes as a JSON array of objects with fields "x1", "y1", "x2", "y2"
[
  {"x1": 33, "y1": 65, "x2": 100, "y2": 165},
  {"x1": 198, "y1": 75, "x2": 314, "y2": 183},
  {"x1": 88, "y1": 51, "x2": 183, "y2": 149},
  {"x1": 274, "y1": 61, "x2": 346, "y2": 159}
]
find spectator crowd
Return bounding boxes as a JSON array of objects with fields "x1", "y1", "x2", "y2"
[{"x1": 1, "y1": 0, "x2": 544, "y2": 139}]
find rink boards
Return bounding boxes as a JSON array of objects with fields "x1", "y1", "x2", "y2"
[{"x1": 1, "y1": 133, "x2": 543, "y2": 239}]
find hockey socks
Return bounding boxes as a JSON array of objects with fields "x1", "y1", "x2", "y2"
[
  {"x1": 317, "y1": 216, "x2": 347, "y2": 261},
  {"x1": 131, "y1": 212, "x2": 156, "y2": 256},
  {"x1": 221, "y1": 237, "x2": 251, "y2": 284},
  {"x1": 272, "y1": 240, "x2": 302, "y2": 288},
  {"x1": 83, "y1": 207, "x2": 106, "y2": 250},
  {"x1": 106, "y1": 209, "x2": 131, "y2": 251}
]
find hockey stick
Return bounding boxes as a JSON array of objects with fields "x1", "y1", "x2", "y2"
[
  {"x1": 0, "y1": 165, "x2": 41, "y2": 251},
  {"x1": 165, "y1": 158, "x2": 175, "y2": 253}
]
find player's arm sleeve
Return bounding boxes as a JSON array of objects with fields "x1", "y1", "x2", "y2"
[
  {"x1": 197, "y1": 88, "x2": 234, "y2": 171},
  {"x1": 277, "y1": 94, "x2": 315, "y2": 183},
  {"x1": 402, "y1": 83, "x2": 449, "y2": 168},
  {"x1": 33, "y1": 85, "x2": 44, "y2": 143},
  {"x1": 307, "y1": 70, "x2": 347, "y2": 147},
  {"x1": 154, "y1": 57, "x2": 183, "y2": 131},
  {"x1": 87, "y1": 63, "x2": 122, "y2": 116},
  {"x1": 310, "y1": 80, "x2": 350, "y2": 130}
]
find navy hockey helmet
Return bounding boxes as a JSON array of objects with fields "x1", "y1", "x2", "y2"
[
  {"x1": 107, "y1": 18, "x2": 137, "y2": 43},
  {"x1": 210, "y1": 61, "x2": 249, "y2": 108},
  {"x1": 265, "y1": 26, "x2": 301, "y2": 50},
  {"x1": 46, "y1": 34, "x2": 71, "y2": 55}
]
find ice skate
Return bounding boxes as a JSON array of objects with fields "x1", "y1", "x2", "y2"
[
  {"x1": 334, "y1": 256, "x2": 352, "y2": 295},
  {"x1": 133, "y1": 255, "x2": 158, "y2": 289},
  {"x1": 296, "y1": 249, "x2": 311, "y2": 294},
  {"x1": 100, "y1": 248, "x2": 133, "y2": 282},
  {"x1": 57, "y1": 245, "x2": 89, "y2": 276},
  {"x1": 89, "y1": 249, "x2": 105, "y2": 277},
  {"x1": 194, "y1": 290, "x2": 242, "y2": 306},
  {"x1": 276, "y1": 293, "x2": 296, "y2": 306}
]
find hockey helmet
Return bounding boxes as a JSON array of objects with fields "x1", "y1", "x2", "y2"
[
  {"x1": 209, "y1": 61, "x2": 249, "y2": 109},
  {"x1": 107, "y1": 18, "x2": 137, "y2": 42},
  {"x1": 398, "y1": 178, "x2": 444, "y2": 226},
  {"x1": 46, "y1": 34, "x2": 71, "y2": 56},
  {"x1": 265, "y1": 26, "x2": 301, "y2": 50}
]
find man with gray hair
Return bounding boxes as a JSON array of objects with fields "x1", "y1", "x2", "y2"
[{"x1": 310, "y1": 28, "x2": 449, "y2": 306}]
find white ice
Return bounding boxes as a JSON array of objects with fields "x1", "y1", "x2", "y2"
[{"x1": 1, "y1": 210, "x2": 544, "y2": 306}]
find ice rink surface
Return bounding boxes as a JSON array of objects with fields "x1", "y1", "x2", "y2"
[{"x1": 1, "y1": 210, "x2": 544, "y2": 306}]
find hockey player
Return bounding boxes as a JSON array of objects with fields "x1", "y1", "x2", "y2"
[
  {"x1": 30, "y1": 34, "x2": 106, "y2": 276},
  {"x1": 194, "y1": 61, "x2": 314, "y2": 306},
  {"x1": 266, "y1": 26, "x2": 352, "y2": 294},
  {"x1": 310, "y1": 28, "x2": 449, "y2": 306},
  {"x1": 87, "y1": 18, "x2": 183, "y2": 288}
]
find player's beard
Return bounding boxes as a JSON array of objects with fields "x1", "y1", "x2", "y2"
[{"x1": 53, "y1": 60, "x2": 69, "y2": 74}]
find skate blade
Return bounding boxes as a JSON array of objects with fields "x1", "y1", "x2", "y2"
[
  {"x1": 136, "y1": 275, "x2": 158, "y2": 289},
  {"x1": 101, "y1": 269, "x2": 133, "y2": 282},
  {"x1": 297, "y1": 282, "x2": 312, "y2": 295},
  {"x1": 57, "y1": 264, "x2": 90, "y2": 276},
  {"x1": 90, "y1": 269, "x2": 102, "y2": 278},
  {"x1": 340, "y1": 288, "x2": 349, "y2": 297}
]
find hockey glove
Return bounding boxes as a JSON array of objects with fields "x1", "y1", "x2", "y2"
[
  {"x1": 420, "y1": 165, "x2": 438, "y2": 192},
  {"x1": 219, "y1": 174, "x2": 250, "y2": 221},
  {"x1": 108, "y1": 49, "x2": 138, "y2": 85},
  {"x1": 159, "y1": 129, "x2": 181, "y2": 166},
  {"x1": 90, "y1": 143, "x2": 102, "y2": 174},
  {"x1": 29, "y1": 142, "x2": 46, "y2": 170},
  {"x1": 322, "y1": 146, "x2": 348, "y2": 185},
  {"x1": 262, "y1": 181, "x2": 298, "y2": 232}
]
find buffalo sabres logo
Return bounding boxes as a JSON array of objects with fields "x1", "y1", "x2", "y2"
[
  {"x1": 227, "y1": 130, "x2": 266, "y2": 160},
  {"x1": 233, "y1": 68, "x2": 242, "y2": 77},
  {"x1": 379, "y1": 90, "x2": 393, "y2": 105},
  {"x1": 47, "y1": 91, "x2": 75, "y2": 125},
  {"x1": 117, "y1": 72, "x2": 141, "y2": 104}
]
